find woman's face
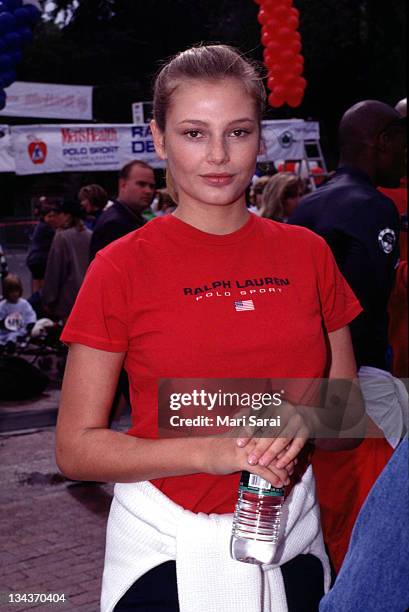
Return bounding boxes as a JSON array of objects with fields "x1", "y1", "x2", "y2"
[{"x1": 151, "y1": 77, "x2": 260, "y2": 211}]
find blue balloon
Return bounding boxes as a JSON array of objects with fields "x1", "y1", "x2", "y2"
[
  {"x1": 0, "y1": 52, "x2": 12, "y2": 70},
  {"x1": 2, "y1": 68, "x2": 16, "y2": 87},
  {"x1": 0, "y1": 36, "x2": 6, "y2": 53},
  {"x1": 25, "y1": 4, "x2": 41, "y2": 24},
  {"x1": 18, "y1": 25, "x2": 32, "y2": 44},
  {"x1": 0, "y1": 89, "x2": 7, "y2": 111},
  {"x1": 4, "y1": 31, "x2": 22, "y2": 49},
  {"x1": 14, "y1": 6, "x2": 30, "y2": 25},
  {"x1": 0, "y1": 12, "x2": 17, "y2": 34},
  {"x1": 9, "y1": 48, "x2": 22, "y2": 64}
]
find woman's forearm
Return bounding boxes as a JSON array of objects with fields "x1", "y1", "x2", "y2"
[{"x1": 56, "y1": 428, "x2": 206, "y2": 482}]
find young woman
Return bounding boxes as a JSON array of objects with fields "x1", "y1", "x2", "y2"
[{"x1": 56, "y1": 45, "x2": 362, "y2": 612}]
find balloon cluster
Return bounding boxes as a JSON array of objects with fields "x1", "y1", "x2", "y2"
[
  {"x1": 255, "y1": 0, "x2": 306, "y2": 108},
  {"x1": 0, "y1": 0, "x2": 42, "y2": 110}
]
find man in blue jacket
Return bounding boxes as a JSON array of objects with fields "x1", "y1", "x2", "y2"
[{"x1": 290, "y1": 100, "x2": 405, "y2": 370}]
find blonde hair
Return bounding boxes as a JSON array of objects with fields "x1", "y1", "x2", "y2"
[
  {"x1": 153, "y1": 44, "x2": 266, "y2": 200},
  {"x1": 260, "y1": 173, "x2": 304, "y2": 220}
]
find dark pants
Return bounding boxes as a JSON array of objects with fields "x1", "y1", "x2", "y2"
[{"x1": 114, "y1": 554, "x2": 324, "y2": 611}]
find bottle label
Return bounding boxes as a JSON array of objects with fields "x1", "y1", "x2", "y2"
[{"x1": 240, "y1": 471, "x2": 284, "y2": 496}]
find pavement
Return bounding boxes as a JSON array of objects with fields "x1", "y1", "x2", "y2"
[
  {"x1": 0, "y1": 245, "x2": 126, "y2": 611},
  {"x1": 0, "y1": 389, "x2": 131, "y2": 612}
]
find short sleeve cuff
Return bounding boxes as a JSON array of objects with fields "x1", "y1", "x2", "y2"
[
  {"x1": 60, "y1": 329, "x2": 128, "y2": 352},
  {"x1": 325, "y1": 300, "x2": 363, "y2": 333}
]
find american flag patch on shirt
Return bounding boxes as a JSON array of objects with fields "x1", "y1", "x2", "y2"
[{"x1": 234, "y1": 299, "x2": 255, "y2": 311}]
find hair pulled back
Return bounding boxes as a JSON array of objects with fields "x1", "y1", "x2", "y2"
[{"x1": 153, "y1": 44, "x2": 266, "y2": 133}]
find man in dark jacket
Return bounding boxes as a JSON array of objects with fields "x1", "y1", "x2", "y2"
[
  {"x1": 89, "y1": 160, "x2": 156, "y2": 260},
  {"x1": 290, "y1": 100, "x2": 406, "y2": 370}
]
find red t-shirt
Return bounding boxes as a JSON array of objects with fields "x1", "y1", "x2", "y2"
[{"x1": 61, "y1": 214, "x2": 361, "y2": 513}]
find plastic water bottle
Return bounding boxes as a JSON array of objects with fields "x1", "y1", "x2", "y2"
[{"x1": 230, "y1": 471, "x2": 284, "y2": 565}]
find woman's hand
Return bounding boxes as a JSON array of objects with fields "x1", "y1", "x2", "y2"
[
  {"x1": 236, "y1": 401, "x2": 314, "y2": 470},
  {"x1": 196, "y1": 435, "x2": 296, "y2": 487}
]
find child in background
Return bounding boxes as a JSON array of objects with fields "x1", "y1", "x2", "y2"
[{"x1": 0, "y1": 274, "x2": 37, "y2": 351}]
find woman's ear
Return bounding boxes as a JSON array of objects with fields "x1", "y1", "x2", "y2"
[{"x1": 150, "y1": 120, "x2": 167, "y2": 160}]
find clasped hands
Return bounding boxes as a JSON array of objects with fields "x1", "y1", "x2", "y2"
[{"x1": 234, "y1": 400, "x2": 315, "y2": 487}]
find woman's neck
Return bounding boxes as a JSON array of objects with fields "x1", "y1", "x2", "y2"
[{"x1": 172, "y1": 200, "x2": 250, "y2": 235}]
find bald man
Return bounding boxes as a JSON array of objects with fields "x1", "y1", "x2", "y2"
[
  {"x1": 290, "y1": 100, "x2": 405, "y2": 370},
  {"x1": 395, "y1": 97, "x2": 407, "y2": 118}
]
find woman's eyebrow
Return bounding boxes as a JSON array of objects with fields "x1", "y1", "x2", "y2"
[{"x1": 177, "y1": 118, "x2": 256, "y2": 126}]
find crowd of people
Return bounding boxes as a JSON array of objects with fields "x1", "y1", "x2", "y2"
[{"x1": 0, "y1": 43, "x2": 407, "y2": 612}]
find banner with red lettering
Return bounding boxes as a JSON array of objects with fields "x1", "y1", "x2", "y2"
[{"x1": 10, "y1": 123, "x2": 162, "y2": 175}]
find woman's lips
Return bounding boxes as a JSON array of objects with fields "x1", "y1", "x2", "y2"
[{"x1": 200, "y1": 174, "x2": 235, "y2": 186}]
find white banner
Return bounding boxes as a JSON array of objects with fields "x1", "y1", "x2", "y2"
[
  {"x1": 0, "y1": 125, "x2": 15, "y2": 173},
  {"x1": 259, "y1": 119, "x2": 319, "y2": 161},
  {"x1": 0, "y1": 82, "x2": 93, "y2": 120},
  {"x1": 8, "y1": 120, "x2": 320, "y2": 175},
  {"x1": 11, "y1": 123, "x2": 162, "y2": 175}
]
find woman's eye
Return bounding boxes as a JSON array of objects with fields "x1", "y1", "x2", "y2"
[
  {"x1": 230, "y1": 129, "x2": 250, "y2": 137},
  {"x1": 185, "y1": 130, "x2": 203, "y2": 138}
]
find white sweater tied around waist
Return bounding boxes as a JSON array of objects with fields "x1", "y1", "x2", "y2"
[{"x1": 101, "y1": 465, "x2": 330, "y2": 612}]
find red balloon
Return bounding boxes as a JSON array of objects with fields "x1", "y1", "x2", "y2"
[
  {"x1": 277, "y1": 26, "x2": 293, "y2": 40},
  {"x1": 296, "y1": 76, "x2": 307, "y2": 89},
  {"x1": 263, "y1": 52, "x2": 275, "y2": 68},
  {"x1": 288, "y1": 39, "x2": 302, "y2": 54},
  {"x1": 288, "y1": 86, "x2": 304, "y2": 98},
  {"x1": 266, "y1": 17, "x2": 281, "y2": 31},
  {"x1": 281, "y1": 72, "x2": 298, "y2": 87},
  {"x1": 261, "y1": 30, "x2": 272, "y2": 46},
  {"x1": 291, "y1": 63, "x2": 304, "y2": 76},
  {"x1": 289, "y1": 7, "x2": 300, "y2": 19},
  {"x1": 273, "y1": 85, "x2": 286, "y2": 97},
  {"x1": 266, "y1": 40, "x2": 281, "y2": 55},
  {"x1": 266, "y1": 75, "x2": 274, "y2": 90},
  {"x1": 257, "y1": 8, "x2": 269, "y2": 25},
  {"x1": 294, "y1": 53, "x2": 305, "y2": 65},
  {"x1": 274, "y1": 0, "x2": 292, "y2": 7},
  {"x1": 268, "y1": 91, "x2": 285, "y2": 108},
  {"x1": 286, "y1": 94, "x2": 303, "y2": 108},
  {"x1": 269, "y1": 62, "x2": 286, "y2": 77},
  {"x1": 280, "y1": 49, "x2": 296, "y2": 63},
  {"x1": 288, "y1": 15, "x2": 299, "y2": 29},
  {"x1": 271, "y1": 5, "x2": 291, "y2": 21}
]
